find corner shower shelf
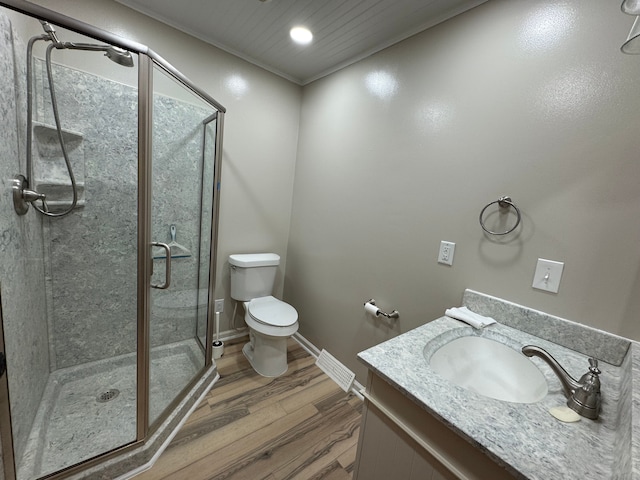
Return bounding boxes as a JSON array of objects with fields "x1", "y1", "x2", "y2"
[
  {"x1": 32, "y1": 181, "x2": 86, "y2": 209},
  {"x1": 32, "y1": 122, "x2": 86, "y2": 209},
  {"x1": 34, "y1": 123, "x2": 84, "y2": 148}
]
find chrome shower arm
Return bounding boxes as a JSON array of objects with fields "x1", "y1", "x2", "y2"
[{"x1": 58, "y1": 41, "x2": 109, "y2": 52}]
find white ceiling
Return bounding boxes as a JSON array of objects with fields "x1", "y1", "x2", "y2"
[{"x1": 115, "y1": 0, "x2": 486, "y2": 85}]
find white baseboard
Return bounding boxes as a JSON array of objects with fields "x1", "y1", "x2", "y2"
[
  {"x1": 217, "y1": 328, "x2": 249, "y2": 342},
  {"x1": 293, "y1": 331, "x2": 321, "y2": 357}
]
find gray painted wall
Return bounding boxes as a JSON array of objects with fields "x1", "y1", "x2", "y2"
[{"x1": 287, "y1": 0, "x2": 640, "y2": 381}]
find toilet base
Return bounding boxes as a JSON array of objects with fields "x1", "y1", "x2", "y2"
[{"x1": 242, "y1": 330, "x2": 289, "y2": 377}]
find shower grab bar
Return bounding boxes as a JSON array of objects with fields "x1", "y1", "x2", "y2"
[
  {"x1": 479, "y1": 196, "x2": 522, "y2": 235},
  {"x1": 151, "y1": 242, "x2": 171, "y2": 289}
]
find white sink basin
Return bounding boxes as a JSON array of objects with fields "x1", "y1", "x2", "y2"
[{"x1": 428, "y1": 335, "x2": 548, "y2": 403}]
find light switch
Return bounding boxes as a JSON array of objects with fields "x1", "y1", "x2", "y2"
[{"x1": 532, "y1": 258, "x2": 564, "y2": 293}]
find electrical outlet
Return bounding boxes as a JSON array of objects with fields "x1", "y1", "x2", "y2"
[
  {"x1": 214, "y1": 299, "x2": 224, "y2": 313},
  {"x1": 438, "y1": 241, "x2": 455, "y2": 266},
  {"x1": 532, "y1": 259, "x2": 564, "y2": 293}
]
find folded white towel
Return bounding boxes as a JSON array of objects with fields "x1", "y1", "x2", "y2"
[{"x1": 444, "y1": 306, "x2": 497, "y2": 329}]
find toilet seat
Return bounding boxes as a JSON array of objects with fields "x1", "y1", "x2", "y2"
[
  {"x1": 244, "y1": 296, "x2": 298, "y2": 337},
  {"x1": 247, "y1": 296, "x2": 297, "y2": 326}
]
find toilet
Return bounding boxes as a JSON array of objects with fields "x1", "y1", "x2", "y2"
[{"x1": 229, "y1": 253, "x2": 298, "y2": 377}]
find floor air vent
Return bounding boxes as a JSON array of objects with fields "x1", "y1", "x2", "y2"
[{"x1": 316, "y1": 349, "x2": 355, "y2": 392}]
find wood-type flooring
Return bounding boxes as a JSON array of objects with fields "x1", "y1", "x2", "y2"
[{"x1": 135, "y1": 336, "x2": 363, "y2": 480}]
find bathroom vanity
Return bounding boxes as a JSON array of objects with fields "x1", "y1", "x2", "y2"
[{"x1": 353, "y1": 290, "x2": 640, "y2": 480}]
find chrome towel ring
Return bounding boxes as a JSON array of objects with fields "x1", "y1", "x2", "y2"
[{"x1": 479, "y1": 196, "x2": 521, "y2": 235}]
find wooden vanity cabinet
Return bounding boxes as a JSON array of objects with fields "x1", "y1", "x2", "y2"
[{"x1": 353, "y1": 372, "x2": 516, "y2": 480}]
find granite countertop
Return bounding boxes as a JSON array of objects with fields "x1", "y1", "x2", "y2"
[{"x1": 357, "y1": 290, "x2": 638, "y2": 480}]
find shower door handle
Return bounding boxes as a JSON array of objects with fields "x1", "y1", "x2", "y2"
[{"x1": 151, "y1": 242, "x2": 171, "y2": 289}]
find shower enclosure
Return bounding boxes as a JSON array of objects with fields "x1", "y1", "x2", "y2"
[{"x1": 0, "y1": 1, "x2": 225, "y2": 479}]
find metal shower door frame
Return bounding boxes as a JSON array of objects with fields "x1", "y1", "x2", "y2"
[{"x1": 0, "y1": 285, "x2": 16, "y2": 480}]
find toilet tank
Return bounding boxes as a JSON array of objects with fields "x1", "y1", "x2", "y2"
[{"x1": 229, "y1": 253, "x2": 280, "y2": 301}]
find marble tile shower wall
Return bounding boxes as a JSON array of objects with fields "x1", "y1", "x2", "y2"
[
  {"x1": 34, "y1": 57, "x2": 139, "y2": 369},
  {"x1": 0, "y1": 12, "x2": 51, "y2": 467},
  {"x1": 33, "y1": 59, "x2": 211, "y2": 369}
]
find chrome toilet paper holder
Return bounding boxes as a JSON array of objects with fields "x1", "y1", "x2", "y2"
[{"x1": 364, "y1": 299, "x2": 399, "y2": 319}]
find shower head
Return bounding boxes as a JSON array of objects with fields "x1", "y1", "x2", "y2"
[
  {"x1": 105, "y1": 46, "x2": 134, "y2": 67},
  {"x1": 57, "y1": 42, "x2": 135, "y2": 67},
  {"x1": 36, "y1": 21, "x2": 134, "y2": 67}
]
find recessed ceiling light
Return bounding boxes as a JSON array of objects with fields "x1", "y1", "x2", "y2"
[{"x1": 290, "y1": 26, "x2": 313, "y2": 45}]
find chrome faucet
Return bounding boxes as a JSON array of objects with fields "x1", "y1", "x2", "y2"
[{"x1": 522, "y1": 345, "x2": 602, "y2": 420}]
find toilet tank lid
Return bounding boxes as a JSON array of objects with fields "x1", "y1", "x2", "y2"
[{"x1": 229, "y1": 253, "x2": 280, "y2": 267}]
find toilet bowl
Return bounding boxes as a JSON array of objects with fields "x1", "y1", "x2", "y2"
[
  {"x1": 241, "y1": 295, "x2": 298, "y2": 377},
  {"x1": 229, "y1": 253, "x2": 299, "y2": 377}
]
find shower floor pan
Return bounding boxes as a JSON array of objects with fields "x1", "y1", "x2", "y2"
[{"x1": 18, "y1": 339, "x2": 203, "y2": 479}]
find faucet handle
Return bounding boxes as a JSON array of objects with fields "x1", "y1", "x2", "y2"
[
  {"x1": 568, "y1": 357, "x2": 602, "y2": 419},
  {"x1": 588, "y1": 357, "x2": 601, "y2": 375},
  {"x1": 580, "y1": 358, "x2": 601, "y2": 390}
]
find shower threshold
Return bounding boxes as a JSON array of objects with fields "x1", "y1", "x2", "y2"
[{"x1": 17, "y1": 338, "x2": 203, "y2": 480}]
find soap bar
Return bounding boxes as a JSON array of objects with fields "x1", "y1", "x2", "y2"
[{"x1": 549, "y1": 406, "x2": 581, "y2": 423}]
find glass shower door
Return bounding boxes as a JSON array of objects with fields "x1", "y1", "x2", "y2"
[
  {"x1": 0, "y1": 11, "x2": 141, "y2": 479},
  {"x1": 148, "y1": 63, "x2": 217, "y2": 426}
]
